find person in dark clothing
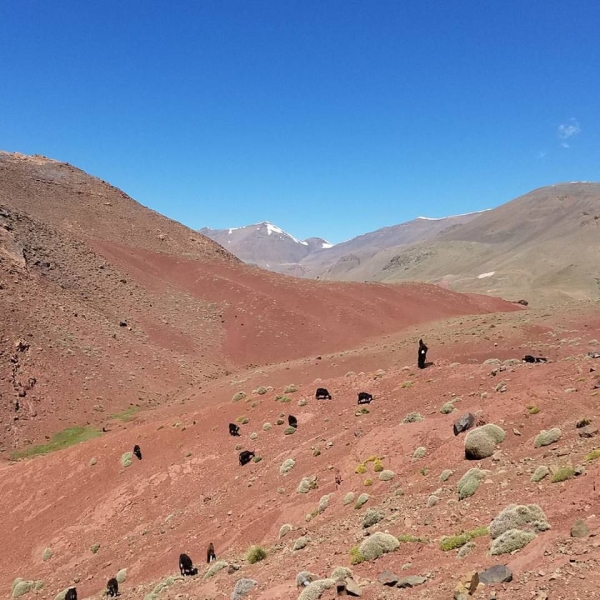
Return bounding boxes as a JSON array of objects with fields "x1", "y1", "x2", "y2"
[{"x1": 418, "y1": 339, "x2": 428, "y2": 369}]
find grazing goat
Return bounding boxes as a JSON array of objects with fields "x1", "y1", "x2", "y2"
[
  {"x1": 315, "y1": 387, "x2": 332, "y2": 400},
  {"x1": 239, "y1": 450, "x2": 255, "y2": 466}
]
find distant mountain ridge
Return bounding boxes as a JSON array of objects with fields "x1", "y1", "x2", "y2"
[
  {"x1": 199, "y1": 221, "x2": 334, "y2": 269},
  {"x1": 200, "y1": 210, "x2": 486, "y2": 273},
  {"x1": 200, "y1": 183, "x2": 600, "y2": 305}
]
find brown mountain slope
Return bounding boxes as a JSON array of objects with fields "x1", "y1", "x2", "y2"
[
  {"x1": 318, "y1": 183, "x2": 600, "y2": 305},
  {"x1": 0, "y1": 152, "x2": 520, "y2": 453}
]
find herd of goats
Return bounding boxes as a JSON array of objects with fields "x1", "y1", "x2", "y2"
[{"x1": 52, "y1": 340, "x2": 563, "y2": 598}]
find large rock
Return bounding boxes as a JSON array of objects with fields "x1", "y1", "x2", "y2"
[
  {"x1": 378, "y1": 570, "x2": 399, "y2": 586},
  {"x1": 453, "y1": 413, "x2": 475, "y2": 436},
  {"x1": 231, "y1": 579, "x2": 257, "y2": 600},
  {"x1": 478, "y1": 565, "x2": 513, "y2": 584},
  {"x1": 397, "y1": 575, "x2": 427, "y2": 588},
  {"x1": 464, "y1": 424, "x2": 506, "y2": 460}
]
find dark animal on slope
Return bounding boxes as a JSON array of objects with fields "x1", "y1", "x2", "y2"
[
  {"x1": 315, "y1": 387, "x2": 332, "y2": 400},
  {"x1": 106, "y1": 578, "x2": 119, "y2": 597},
  {"x1": 523, "y1": 355, "x2": 547, "y2": 363},
  {"x1": 65, "y1": 589, "x2": 77, "y2": 600},
  {"x1": 357, "y1": 392, "x2": 373, "y2": 405},
  {"x1": 229, "y1": 423, "x2": 240, "y2": 436},
  {"x1": 207, "y1": 542, "x2": 216, "y2": 563},
  {"x1": 418, "y1": 339, "x2": 428, "y2": 369},
  {"x1": 179, "y1": 553, "x2": 198, "y2": 576},
  {"x1": 288, "y1": 415, "x2": 298, "y2": 428},
  {"x1": 239, "y1": 450, "x2": 255, "y2": 466},
  {"x1": 133, "y1": 444, "x2": 142, "y2": 460}
]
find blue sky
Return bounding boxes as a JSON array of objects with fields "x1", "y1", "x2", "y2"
[{"x1": 1, "y1": 1, "x2": 599, "y2": 243}]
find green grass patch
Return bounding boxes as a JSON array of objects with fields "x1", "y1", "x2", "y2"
[
  {"x1": 350, "y1": 546, "x2": 365, "y2": 565},
  {"x1": 527, "y1": 405, "x2": 540, "y2": 415},
  {"x1": 585, "y1": 449, "x2": 600, "y2": 462},
  {"x1": 551, "y1": 466, "x2": 575, "y2": 482},
  {"x1": 246, "y1": 545, "x2": 267, "y2": 564},
  {"x1": 109, "y1": 406, "x2": 141, "y2": 422},
  {"x1": 398, "y1": 534, "x2": 428, "y2": 544},
  {"x1": 440, "y1": 526, "x2": 489, "y2": 551},
  {"x1": 12, "y1": 426, "x2": 102, "y2": 459}
]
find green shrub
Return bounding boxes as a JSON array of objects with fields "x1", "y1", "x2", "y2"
[
  {"x1": 440, "y1": 469, "x2": 453, "y2": 482},
  {"x1": 296, "y1": 476, "x2": 318, "y2": 494},
  {"x1": 116, "y1": 569, "x2": 127, "y2": 583},
  {"x1": 403, "y1": 412, "x2": 423, "y2": 423},
  {"x1": 42, "y1": 548, "x2": 53, "y2": 561},
  {"x1": 235, "y1": 415, "x2": 249, "y2": 424},
  {"x1": 203, "y1": 560, "x2": 227, "y2": 579},
  {"x1": 276, "y1": 395, "x2": 292, "y2": 403},
  {"x1": 90, "y1": 542, "x2": 100, "y2": 554},
  {"x1": 249, "y1": 432, "x2": 258, "y2": 440},
  {"x1": 412, "y1": 446, "x2": 427, "y2": 460},
  {"x1": 232, "y1": 391, "x2": 246, "y2": 403},
  {"x1": 12, "y1": 580, "x2": 34, "y2": 598},
  {"x1": 284, "y1": 426, "x2": 296, "y2": 435},
  {"x1": 534, "y1": 428, "x2": 561, "y2": 448},
  {"x1": 349, "y1": 546, "x2": 364, "y2": 565},
  {"x1": 364, "y1": 479, "x2": 373, "y2": 486},
  {"x1": 531, "y1": 466, "x2": 550, "y2": 482},
  {"x1": 284, "y1": 384, "x2": 298, "y2": 393},
  {"x1": 551, "y1": 466, "x2": 574, "y2": 482},
  {"x1": 440, "y1": 401, "x2": 456, "y2": 414},
  {"x1": 279, "y1": 524, "x2": 292, "y2": 538},
  {"x1": 252, "y1": 456, "x2": 262, "y2": 463},
  {"x1": 355, "y1": 463, "x2": 367, "y2": 474},
  {"x1": 373, "y1": 459, "x2": 384, "y2": 472},
  {"x1": 276, "y1": 418, "x2": 285, "y2": 425},
  {"x1": 356, "y1": 407, "x2": 370, "y2": 415},
  {"x1": 527, "y1": 405, "x2": 540, "y2": 415},
  {"x1": 490, "y1": 529, "x2": 536, "y2": 555},
  {"x1": 356, "y1": 531, "x2": 400, "y2": 561},
  {"x1": 121, "y1": 452, "x2": 133, "y2": 468},
  {"x1": 298, "y1": 398, "x2": 307, "y2": 406},
  {"x1": 379, "y1": 470, "x2": 394, "y2": 481},
  {"x1": 12, "y1": 426, "x2": 102, "y2": 459},
  {"x1": 343, "y1": 492, "x2": 355, "y2": 505},
  {"x1": 318, "y1": 494, "x2": 331, "y2": 513},
  {"x1": 354, "y1": 493, "x2": 370, "y2": 509},
  {"x1": 489, "y1": 504, "x2": 549, "y2": 539},
  {"x1": 246, "y1": 545, "x2": 267, "y2": 564},
  {"x1": 464, "y1": 424, "x2": 506, "y2": 459},
  {"x1": 457, "y1": 468, "x2": 487, "y2": 500},
  {"x1": 254, "y1": 386, "x2": 268, "y2": 395},
  {"x1": 280, "y1": 458, "x2": 296, "y2": 475},
  {"x1": 262, "y1": 422, "x2": 272, "y2": 431},
  {"x1": 363, "y1": 508, "x2": 383, "y2": 528}
]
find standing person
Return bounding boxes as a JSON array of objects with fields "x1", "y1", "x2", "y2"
[{"x1": 418, "y1": 339, "x2": 428, "y2": 369}]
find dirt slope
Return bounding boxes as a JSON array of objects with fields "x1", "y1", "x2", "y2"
[
  {"x1": 0, "y1": 151, "x2": 519, "y2": 453},
  {"x1": 2, "y1": 301, "x2": 599, "y2": 600}
]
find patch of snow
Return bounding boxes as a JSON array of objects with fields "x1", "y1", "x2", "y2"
[
  {"x1": 262, "y1": 221, "x2": 306, "y2": 245},
  {"x1": 227, "y1": 227, "x2": 243, "y2": 235},
  {"x1": 417, "y1": 208, "x2": 491, "y2": 221},
  {"x1": 477, "y1": 271, "x2": 496, "y2": 279},
  {"x1": 322, "y1": 242, "x2": 334, "y2": 249}
]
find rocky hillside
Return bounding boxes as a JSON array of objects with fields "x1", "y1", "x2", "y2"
[
  {"x1": 0, "y1": 151, "x2": 517, "y2": 453},
  {"x1": 1, "y1": 301, "x2": 599, "y2": 600}
]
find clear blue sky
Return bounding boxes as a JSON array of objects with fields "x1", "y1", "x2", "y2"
[{"x1": 1, "y1": 1, "x2": 599, "y2": 243}]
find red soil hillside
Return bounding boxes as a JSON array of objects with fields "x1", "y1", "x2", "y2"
[
  {"x1": 1, "y1": 302, "x2": 599, "y2": 600},
  {"x1": 0, "y1": 151, "x2": 521, "y2": 453}
]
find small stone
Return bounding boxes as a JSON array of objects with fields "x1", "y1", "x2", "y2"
[
  {"x1": 345, "y1": 577, "x2": 362, "y2": 596},
  {"x1": 571, "y1": 519, "x2": 590, "y2": 538}
]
